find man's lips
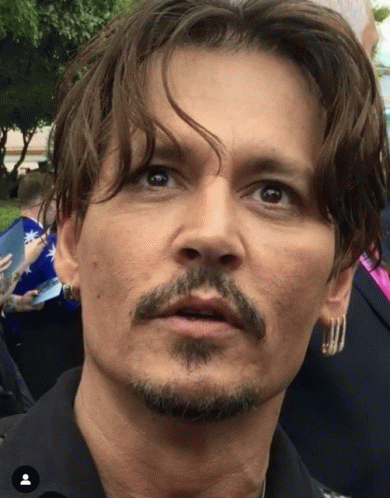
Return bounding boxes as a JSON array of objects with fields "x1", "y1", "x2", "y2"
[
  {"x1": 152, "y1": 296, "x2": 246, "y2": 331},
  {"x1": 132, "y1": 280, "x2": 266, "y2": 341}
]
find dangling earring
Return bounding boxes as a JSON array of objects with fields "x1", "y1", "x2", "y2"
[
  {"x1": 322, "y1": 314, "x2": 346, "y2": 356},
  {"x1": 62, "y1": 283, "x2": 76, "y2": 301}
]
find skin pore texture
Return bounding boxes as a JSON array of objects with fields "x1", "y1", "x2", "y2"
[{"x1": 55, "y1": 49, "x2": 356, "y2": 498}]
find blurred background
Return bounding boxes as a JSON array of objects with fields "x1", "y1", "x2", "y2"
[{"x1": 376, "y1": 1, "x2": 390, "y2": 107}]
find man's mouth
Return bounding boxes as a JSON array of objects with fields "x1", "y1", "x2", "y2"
[
  {"x1": 155, "y1": 296, "x2": 246, "y2": 331},
  {"x1": 132, "y1": 273, "x2": 266, "y2": 341},
  {"x1": 175, "y1": 308, "x2": 226, "y2": 321}
]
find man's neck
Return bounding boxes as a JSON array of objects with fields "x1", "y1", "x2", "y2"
[
  {"x1": 20, "y1": 207, "x2": 42, "y2": 227},
  {"x1": 74, "y1": 363, "x2": 283, "y2": 498}
]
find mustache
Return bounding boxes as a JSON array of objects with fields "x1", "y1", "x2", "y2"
[{"x1": 132, "y1": 265, "x2": 265, "y2": 340}]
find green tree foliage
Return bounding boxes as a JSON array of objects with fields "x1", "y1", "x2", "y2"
[
  {"x1": 0, "y1": 0, "x2": 116, "y2": 194},
  {"x1": 372, "y1": 4, "x2": 390, "y2": 71},
  {"x1": 373, "y1": 4, "x2": 390, "y2": 24},
  {"x1": 0, "y1": 0, "x2": 38, "y2": 43},
  {"x1": 112, "y1": 0, "x2": 144, "y2": 15}
]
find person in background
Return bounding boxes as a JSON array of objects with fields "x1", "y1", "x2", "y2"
[
  {"x1": 1, "y1": 171, "x2": 83, "y2": 401},
  {"x1": 1, "y1": 171, "x2": 57, "y2": 328},
  {"x1": 0, "y1": 237, "x2": 46, "y2": 416},
  {"x1": 280, "y1": 2, "x2": 390, "y2": 498},
  {"x1": 0, "y1": 0, "x2": 387, "y2": 496},
  {"x1": 0, "y1": 238, "x2": 47, "y2": 315}
]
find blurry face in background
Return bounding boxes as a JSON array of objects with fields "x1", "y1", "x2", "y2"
[
  {"x1": 362, "y1": 14, "x2": 379, "y2": 57},
  {"x1": 56, "y1": 49, "x2": 354, "y2": 421}
]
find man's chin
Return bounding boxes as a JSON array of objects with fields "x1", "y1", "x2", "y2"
[{"x1": 128, "y1": 379, "x2": 262, "y2": 423}]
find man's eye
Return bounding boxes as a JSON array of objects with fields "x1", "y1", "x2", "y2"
[
  {"x1": 137, "y1": 167, "x2": 175, "y2": 188},
  {"x1": 252, "y1": 183, "x2": 291, "y2": 205}
]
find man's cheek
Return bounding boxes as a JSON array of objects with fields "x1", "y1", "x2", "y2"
[
  {"x1": 79, "y1": 244, "x2": 143, "y2": 315},
  {"x1": 253, "y1": 257, "x2": 330, "y2": 333}
]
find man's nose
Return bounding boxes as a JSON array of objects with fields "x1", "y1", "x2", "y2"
[{"x1": 171, "y1": 178, "x2": 245, "y2": 270}]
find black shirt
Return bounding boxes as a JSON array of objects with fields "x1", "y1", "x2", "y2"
[
  {"x1": 0, "y1": 324, "x2": 34, "y2": 417},
  {"x1": 0, "y1": 368, "x2": 344, "y2": 498}
]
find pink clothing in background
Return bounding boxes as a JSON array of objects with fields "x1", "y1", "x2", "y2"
[{"x1": 359, "y1": 254, "x2": 390, "y2": 302}]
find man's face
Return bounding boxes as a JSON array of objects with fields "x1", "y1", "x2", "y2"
[{"x1": 56, "y1": 49, "x2": 352, "y2": 419}]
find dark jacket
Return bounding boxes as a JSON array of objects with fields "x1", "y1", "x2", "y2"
[
  {"x1": 280, "y1": 263, "x2": 390, "y2": 498},
  {"x1": 0, "y1": 325, "x2": 33, "y2": 417},
  {"x1": 0, "y1": 368, "x2": 347, "y2": 498}
]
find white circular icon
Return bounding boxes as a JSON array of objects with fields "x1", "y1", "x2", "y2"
[{"x1": 21, "y1": 473, "x2": 32, "y2": 485}]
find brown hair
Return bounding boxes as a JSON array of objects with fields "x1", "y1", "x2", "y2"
[
  {"x1": 18, "y1": 171, "x2": 53, "y2": 209},
  {"x1": 50, "y1": 0, "x2": 389, "y2": 271}
]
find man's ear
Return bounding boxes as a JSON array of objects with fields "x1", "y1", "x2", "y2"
[
  {"x1": 54, "y1": 214, "x2": 81, "y2": 300},
  {"x1": 318, "y1": 261, "x2": 358, "y2": 328}
]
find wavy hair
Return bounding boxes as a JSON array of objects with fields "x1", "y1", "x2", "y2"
[{"x1": 50, "y1": 0, "x2": 389, "y2": 272}]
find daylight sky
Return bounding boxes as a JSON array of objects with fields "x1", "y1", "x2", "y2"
[{"x1": 375, "y1": 2, "x2": 390, "y2": 66}]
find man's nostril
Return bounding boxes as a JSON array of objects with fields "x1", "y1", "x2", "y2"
[
  {"x1": 183, "y1": 248, "x2": 199, "y2": 260},
  {"x1": 220, "y1": 254, "x2": 236, "y2": 266}
]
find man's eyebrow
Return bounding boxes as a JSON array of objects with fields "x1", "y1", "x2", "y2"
[
  {"x1": 151, "y1": 141, "x2": 314, "y2": 184},
  {"x1": 151, "y1": 141, "x2": 188, "y2": 161},
  {"x1": 242, "y1": 156, "x2": 315, "y2": 182},
  {"x1": 151, "y1": 138, "x2": 221, "y2": 164}
]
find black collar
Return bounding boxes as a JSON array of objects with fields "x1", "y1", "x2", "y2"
[{"x1": 0, "y1": 368, "x2": 325, "y2": 498}]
